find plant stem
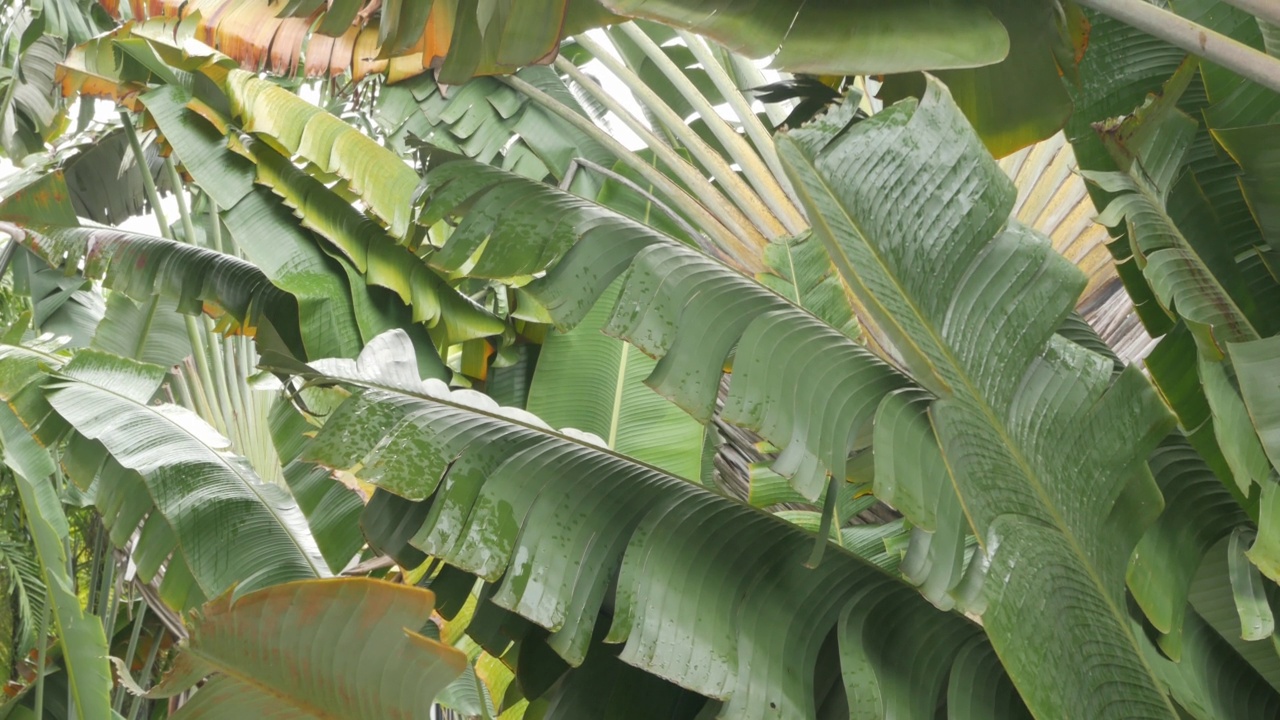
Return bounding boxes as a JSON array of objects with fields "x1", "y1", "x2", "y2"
[
  {"x1": 127, "y1": 620, "x2": 165, "y2": 720},
  {"x1": 502, "y1": 73, "x2": 759, "y2": 270},
  {"x1": 113, "y1": 599, "x2": 147, "y2": 713},
  {"x1": 158, "y1": 157, "x2": 227, "y2": 432},
  {"x1": 164, "y1": 159, "x2": 199, "y2": 246},
  {"x1": 131, "y1": 289, "x2": 161, "y2": 360},
  {"x1": 33, "y1": 601, "x2": 49, "y2": 719},
  {"x1": 1077, "y1": 0, "x2": 1280, "y2": 93},
  {"x1": 120, "y1": 110, "x2": 188, "y2": 377},
  {"x1": 678, "y1": 31, "x2": 802, "y2": 209},
  {"x1": 612, "y1": 24, "x2": 807, "y2": 234},
  {"x1": 119, "y1": 111, "x2": 170, "y2": 234},
  {"x1": 208, "y1": 198, "x2": 224, "y2": 254},
  {"x1": 0, "y1": 233, "x2": 17, "y2": 283},
  {"x1": 574, "y1": 31, "x2": 789, "y2": 239},
  {"x1": 551, "y1": 57, "x2": 768, "y2": 262}
]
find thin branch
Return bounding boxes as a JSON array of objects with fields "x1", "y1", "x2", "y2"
[
  {"x1": 1076, "y1": 0, "x2": 1280, "y2": 93},
  {"x1": 119, "y1": 111, "x2": 169, "y2": 233}
]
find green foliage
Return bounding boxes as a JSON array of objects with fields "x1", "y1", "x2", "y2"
[
  {"x1": 2, "y1": 1, "x2": 1280, "y2": 718},
  {"x1": 294, "y1": 330, "x2": 1027, "y2": 719}
]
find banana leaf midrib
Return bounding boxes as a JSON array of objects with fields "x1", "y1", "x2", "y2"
[{"x1": 606, "y1": 343, "x2": 630, "y2": 449}]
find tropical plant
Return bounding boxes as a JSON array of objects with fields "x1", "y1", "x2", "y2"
[{"x1": 0, "y1": 0, "x2": 1279, "y2": 719}]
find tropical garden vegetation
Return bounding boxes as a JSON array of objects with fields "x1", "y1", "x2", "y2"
[{"x1": 0, "y1": 0, "x2": 1278, "y2": 718}]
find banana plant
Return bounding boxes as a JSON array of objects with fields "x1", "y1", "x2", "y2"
[{"x1": 3, "y1": 2, "x2": 1280, "y2": 719}]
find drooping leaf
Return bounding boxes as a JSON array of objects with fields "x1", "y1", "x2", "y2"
[
  {"x1": 410, "y1": 148, "x2": 913, "y2": 514},
  {"x1": 136, "y1": 83, "x2": 459, "y2": 362},
  {"x1": 44, "y1": 349, "x2": 329, "y2": 598},
  {"x1": 289, "y1": 332, "x2": 1028, "y2": 719},
  {"x1": 241, "y1": 133, "x2": 504, "y2": 346},
  {"x1": 1, "y1": 35, "x2": 66, "y2": 160},
  {"x1": 1085, "y1": 65, "x2": 1275, "y2": 528},
  {"x1": 7, "y1": 220, "x2": 307, "y2": 358},
  {"x1": 61, "y1": 127, "x2": 174, "y2": 225},
  {"x1": 1127, "y1": 436, "x2": 1248, "y2": 652},
  {"x1": 267, "y1": 396, "x2": 365, "y2": 574},
  {"x1": 225, "y1": 69, "x2": 419, "y2": 239},
  {"x1": 91, "y1": 293, "x2": 192, "y2": 368}
]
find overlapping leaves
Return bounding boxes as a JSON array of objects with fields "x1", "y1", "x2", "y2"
[
  {"x1": 290, "y1": 330, "x2": 1026, "y2": 719},
  {"x1": 0, "y1": 346, "x2": 328, "y2": 609}
]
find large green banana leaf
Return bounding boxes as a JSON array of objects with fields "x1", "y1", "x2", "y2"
[
  {"x1": 1, "y1": 33, "x2": 66, "y2": 161},
  {"x1": 59, "y1": 127, "x2": 175, "y2": 226},
  {"x1": 125, "y1": 578, "x2": 465, "y2": 719},
  {"x1": 90, "y1": 294, "x2": 192, "y2": 369},
  {"x1": 1129, "y1": 437, "x2": 1249, "y2": 656},
  {"x1": 267, "y1": 396, "x2": 366, "y2": 573},
  {"x1": 1082, "y1": 62, "x2": 1280, "y2": 591},
  {"x1": 1064, "y1": 4, "x2": 1280, "y2": 495},
  {"x1": 415, "y1": 135, "x2": 1103, "y2": 627},
  {"x1": 221, "y1": 69, "x2": 418, "y2": 239},
  {"x1": 775, "y1": 79, "x2": 1177, "y2": 717},
  {"x1": 288, "y1": 330, "x2": 1029, "y2": 720},
  {"x1": 411, "y1": 152, "x2": 908, "y2": 508}
]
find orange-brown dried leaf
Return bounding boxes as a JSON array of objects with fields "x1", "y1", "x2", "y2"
[
  {"x1": 266, "y1": 14, "x2": 315, "y2": 76},
  {"x1": 422, "y1": 1, "x2": 454, "y2": 68},
  {"x1": 324, "y1": 25, "x2": 359, "y2": 77},
  {"x1": 302, "y1": 30, "x2": 338, "y2": 77},
  {"x1": 349, "y1": 27, "x2": 386, "y2": 81}
]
